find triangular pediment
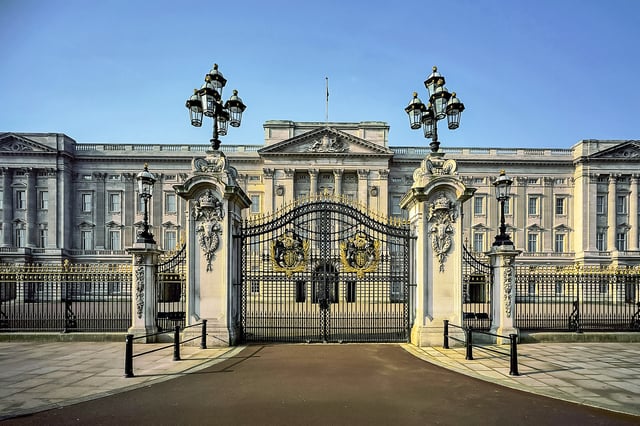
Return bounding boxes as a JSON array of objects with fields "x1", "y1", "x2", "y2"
[
  {"x1": 105, "y1": 221, "x2": 122, "y2": 228},
  {"x1": 589, "y1": 141, "x2": 640, "y2": 160},
  {"x1": 258, "y1": 127, "x2": 393, "y2": 157},
  {"x1": 0, "y1": 133, "x2": 57, "y2": 153}
]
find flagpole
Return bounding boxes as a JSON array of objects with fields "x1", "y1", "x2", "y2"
[{"x1": 325, "y1": 77, "x2": 329, "y2": 123}]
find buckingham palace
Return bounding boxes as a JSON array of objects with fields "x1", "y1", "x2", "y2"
[{"x1": 1, "y1": 120, "x2": 639, "y2": 267}]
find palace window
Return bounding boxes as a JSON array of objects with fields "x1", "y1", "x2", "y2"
[
  {"x1": 596, "y1": 232, "x2": 606, "y2": 251},
  {"x1": 527, "y1": 233, "x2": 538, "y2": 253},
  {"x1": 250, "y1": 194, "x2": 261, "y2": 214},
  {"x1": 596, "y1": 195, "x2": 605, "y2": 214},
  {"x1": 473, "y1": 232, "x2": 484, "y2": 253},
  {"x1": 164, "y1": 230, "x2": 177, "y2": 251},
  {"x1": 617, "y1": 195, "x2": 627, "y2": 214},
  {"x1": 15, "y1": 228, "x2": 25, "y2": 247},
  {"x1": 39, "y1": 191, "x2": 48, "y2": 210},
  {"x1": 473, "y1": 196, "x2": 485, "y2": 216},
  {"x1": 165, "y1": 193, "x2": 177, "y2": 214},
  {"x1": 16, "y1": 190, "x2": 26, "y2": 210},
  {"x1": 81, "y1": 193, "x2": 92, "y2": 212},
  {"x1": 108, "y1": 193, "x2": 121, "y2": 212},
  {"x1": 109, "y1": 230, "x2": 121, "y2": 250},
  {"x1": 81, "y1": 230, "x2": 93, "y2": 250},
  {"x1": 528, "y1": 196, "x2": 539, "y2": 216},
  {"x1": 39, "y1": 229, "x2": 47, "y2": 248},
  {"x1": 554, "y1": 234, "x2": 565, "y2": 253},
  {"x1": 616, "y1": 232, "x2": 627, "y2": 251},
  {"x1": 555, "y1": 197, "x2": 565, "y2": 215}
]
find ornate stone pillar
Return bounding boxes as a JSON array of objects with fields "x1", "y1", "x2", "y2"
[
  {"x1": 174, "y1": 151, "x2": 250, "y2": 346},
  {"x1": 309, "y1": 169, "x2": 318, "y2": 196},
  {"x1": 630, "y1": 175, "x2": 639, "y2": 251},
  {"x1": 1, "y1": 168, "x2": 12, "y2": 247},
  {"x1": 488, "y1": 244, "x2": 521, "y2": 343},
  {"x1": 400, "y1": 152, "x2": 475, "y2": 347},
  {"x1": 127, "y1": 244, "x2": 162, "y2": 341},
  {"x1": 608, "y1": 174, "x2": 617, "y2": 252}
]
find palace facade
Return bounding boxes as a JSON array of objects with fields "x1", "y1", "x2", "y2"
[{"x1": 1, "y1": 120, "x2": 639, "y2": 267}]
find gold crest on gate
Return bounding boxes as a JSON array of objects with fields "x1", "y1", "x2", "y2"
[
  {"x1": 271, "y1": 230, "x2": 309, "y2": 277},
  {"x1": 340, "y1": 231, "x2": 380, "y2": 278}
]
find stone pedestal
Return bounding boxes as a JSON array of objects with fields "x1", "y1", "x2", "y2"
[
  {"x1": 488, "y1": 243, "x2": 521, "y2": 344},
  {"x1": 126, "y1": 242, "x2": 162, "y2": 342},
  {"x1": 401, "y1": 152, "x2": 475, "y2": 347}
]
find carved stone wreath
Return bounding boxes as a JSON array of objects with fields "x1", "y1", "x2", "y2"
[
  {"x1": 428, "y1": 193, "x2": 457, "y2": 272},
  {"x1": 193, "y1": 189, "x2": 225, "y2": 272}
]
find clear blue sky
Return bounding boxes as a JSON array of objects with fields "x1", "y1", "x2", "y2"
[{"x1": 1, "y1": 0, "x2": 638, "y2": 149}]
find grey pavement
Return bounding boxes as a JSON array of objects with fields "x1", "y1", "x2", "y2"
[{"x1": 0, "y1": 341, "x2": 639, "y2": 420}]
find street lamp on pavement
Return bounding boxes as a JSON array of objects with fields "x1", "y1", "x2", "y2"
[
  {"x1": 186, "y1": 64, "x2": 246, "y2": 151},
  {"x1": 493, "y1": 170, "x2": 513, "y2": 246},
  {"x1": 136, "y1": 163, "x2": 156, "y2": 244},
  {"x1": 405, "y1": 66, "x2": 465, "y2": 153}
]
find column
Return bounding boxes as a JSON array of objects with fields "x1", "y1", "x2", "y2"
[
  {"x1": 586, "y1": 174, "x2": 598, "y2": 252},
  {"x1": 607, "y1": 174, "x2": 617, "y2": 252},
  {"x1": 283, "y1": 168, "x2": 295, "y2": 205},
  {"x1": 309, "y1": 169, "x2": 318, "y2": 196},
  {"x1": 122, "y1": 173, "x2": 136, "y2": 248},
  {"x1": 357, "y1": 169, "x2": 369, "y2": 206},
  {"x1": 630, "y1": 175, "x2": 639, "y2": 250},
  {"x1": 95, "y1": 173, "x2": 107, "y2": 249},
  {"x1": 25, "y1": 168, "x2": 37, "y2": 247},
  {"x1": 542, "y1": 177, "x2": 554, "y2": 252},
  {"x1": 263, "y1": 168, "x2": 275, "y2": 213},
  {"x1": 378, "y1": 169, "x2": 389, "y2": 216},
  {"x1": 1, "y1": 168, "x2": 12, "y2": 247},
  {"x1": 46, "y1": 169, "x2": 57, "y2": 249},
  {"x1": 333, "y1": 169, "x2": 343, "y2": 198}
]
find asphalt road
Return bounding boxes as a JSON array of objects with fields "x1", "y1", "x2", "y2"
[{"x1": 3, "y1": 344, "x2": 637, "y2": 426}]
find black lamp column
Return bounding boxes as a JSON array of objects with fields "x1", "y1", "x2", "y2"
[
  {"x1": 493, "y1": 170, "x2": 513, "y2": 246},
  {"x1": 136, "y1": 163, "x2": 156, "y2": 244}
]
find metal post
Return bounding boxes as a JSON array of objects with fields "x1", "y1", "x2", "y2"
[
  {"x1": 173, "y1": 325, "x2": 181, "y2": 361},
  {"x1": 125, "y1": 334, "x2": 134, "y2": 378},
  {"x1": 201, "y1": 319, "x2": 207, "y2": 349},
  {"x1": 443, "y1": 319, "x2": 449, "y2": 349},
  {"x1": 509, "y1": 333, "x2": 519, "y2": 376},
  {"x1": 465, "y1": 326, "x2": 473, "y2": 360}
]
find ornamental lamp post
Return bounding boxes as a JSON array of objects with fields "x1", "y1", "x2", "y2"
[
  {"x1": 136, "y1": 163, "x2": 156, "y2": 244},
  {"x1": 492, "y1": 170, "x2": 513, "y2": 246},
  {"x1": 186, "y1": 63, "x2": 246, "y2": 151},
  {"x1": 405, "y1": 66, "x2": 465, "y2": 153}
]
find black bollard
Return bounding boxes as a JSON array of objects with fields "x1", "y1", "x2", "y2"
[{"x1": 124, "y1": 334, "x2": 134, "y2": 377}]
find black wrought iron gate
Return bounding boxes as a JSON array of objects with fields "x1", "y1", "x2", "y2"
[{"x1": 239, "y1": 196, "x2": 411, "y2": 343}]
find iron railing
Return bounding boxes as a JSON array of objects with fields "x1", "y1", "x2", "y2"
[
  {"x1": 462, "y1": 246, "x2": 492, "y2": 330},
  {"x1": 156, "y1": 244, "x2": 187, "y2": 332},
  {"x1": 443, "y1": 320, "x2": 519, "y2": 376},
  {"x1": 514, "y1": 265, "x2": 640, "y2": 331},
  {"x1": 124, "y1": 320, "x2": 207, "y2": 378},
  {"x1": 0, "y1": 261, "x2": 132, "y2": 332}
]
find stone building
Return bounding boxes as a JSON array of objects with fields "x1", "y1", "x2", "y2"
[{"x1": 1, "y1": 121, "x2": 639, "y2": 267}]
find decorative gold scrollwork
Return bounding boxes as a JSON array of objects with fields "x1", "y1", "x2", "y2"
[
  {"x1": 340, "y1": 231, "x2": 380, "y2": 278},
  {"x1": 271, "y1": 230, "x2": 309, "y2": 277}
]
